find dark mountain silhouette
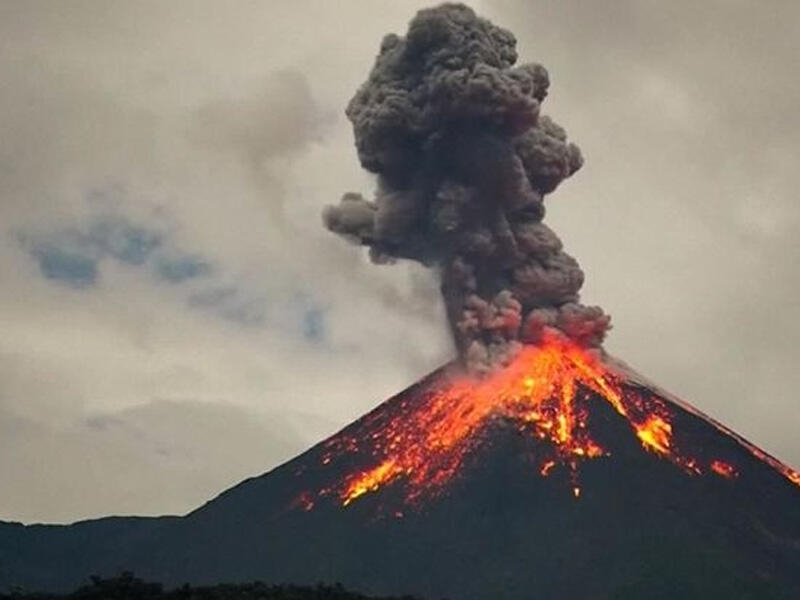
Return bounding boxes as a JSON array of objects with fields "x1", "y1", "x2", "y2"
[
  {"x1": 0, "y1": 571, "x2": 420, "y2": 600},
  {"x1": 2, "y1": 344, "x2": 800, "y2": 600}
]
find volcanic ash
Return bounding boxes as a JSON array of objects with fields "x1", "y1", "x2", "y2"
[{"x1": 323, "y1": 3, "x2": 610, "y2": 374}]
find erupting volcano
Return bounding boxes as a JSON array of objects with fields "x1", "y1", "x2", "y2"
[
  {"x1": 7, "y1": 345, "x2": 799, "y2": 598},
  {"x1": 308, "y1": 5, "x2": 800, "y2": 535},
  {"x1": 323, "y1": 3, "x2": 609, "y2": 375},
  {"x1": 305, "y1": 334, "x2": 799, "y2": 512},
  {"x1": 1, "y1": 4, "x2": 799, "y2": 600},
  {"x1": 292, "y1": 332, "x2": 800, "y2": 515}
]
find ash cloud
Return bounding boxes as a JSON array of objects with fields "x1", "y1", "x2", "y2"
[{"x1": 323, "y1": 3, "x2": 609, "y2": 374}]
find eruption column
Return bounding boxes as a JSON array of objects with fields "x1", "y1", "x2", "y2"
[{"x1": 323, "y1": 3, "x2": 610, "y2": 373}]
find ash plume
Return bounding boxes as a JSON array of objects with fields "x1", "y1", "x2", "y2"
[{"x1": 323, "y1": 3, "x2": 609, "y2": 374}]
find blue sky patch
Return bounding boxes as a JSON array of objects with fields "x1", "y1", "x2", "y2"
[
  {"x1": 18, "y1": 200, "x2": 211, "y2": 291},
  {"x1": 154, "y1": 254, "x2": 213, "y2": 283},
  {"x1": 85, "y1": 215, "x2": 163, "y2": 266},
  {"x1": 188, "y1": 286, "x2": 267, "y2": 326},
  {"x1": 17, "y1": 193, "x2": 324, "y2": 341},
  {"x1": 302, "y1": 307, "x2": 325, "y2": 342},
  {"x1": 30, "y1": 244, "x2": 98, "y2": 288}
]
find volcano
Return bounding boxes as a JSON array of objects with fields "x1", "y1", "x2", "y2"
[
  {"x1": 2, "y1": 338, "x2": 799, "y2": 599},
  {"x1": 3, "y1": 4, "x2": 797, "y2": 598}
]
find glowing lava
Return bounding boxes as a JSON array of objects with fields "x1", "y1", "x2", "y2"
[{"x1": 307, "y1": 333, "x2": 799, "y2": 509}]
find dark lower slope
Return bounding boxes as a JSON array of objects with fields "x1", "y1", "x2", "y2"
[{"x1": 1, "y1": 366, "x2": 799, "y2": 600}]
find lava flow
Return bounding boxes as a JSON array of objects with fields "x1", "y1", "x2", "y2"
[{"x1": 305, "y1": 333, "x2": 799, "y2": 510}]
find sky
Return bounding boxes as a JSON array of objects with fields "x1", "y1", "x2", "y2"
[{"x1": 0, "y1": 0, "x2": 797, "y2": 524}]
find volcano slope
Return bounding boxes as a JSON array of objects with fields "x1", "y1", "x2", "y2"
[{"x1": 2, "y1": 337, "x2": 800, "y2": 600}]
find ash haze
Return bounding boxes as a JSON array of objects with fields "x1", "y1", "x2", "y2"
[{"x1": 0, "y1": 1, "x2": 797, "y2": 524}]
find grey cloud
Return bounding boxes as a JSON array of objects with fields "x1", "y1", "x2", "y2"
[
  {"x1": 0, "y1": 401, "x2": 306, "y2": 524},
  {"x1": 191, "y1": 70, "x2": 328, "y2": 168},
  {"x1": 0, "y1": 0, "x2": 457, "y2": 525},
  {"x1": 189, "y1": 70, "x2": 334, "y2": 224}
]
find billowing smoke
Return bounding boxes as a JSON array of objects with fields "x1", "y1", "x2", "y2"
[{"x1": 323, "y1": 3, "x2": 610, "y2": 374}]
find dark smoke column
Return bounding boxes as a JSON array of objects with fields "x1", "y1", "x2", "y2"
[{"x1": 324, "y1": 3, "x2": 610, "y2": 374}]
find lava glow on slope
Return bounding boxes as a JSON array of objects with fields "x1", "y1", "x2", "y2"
[{"x1": 303, "y1": 334, "x2": 799, "y2": 510}]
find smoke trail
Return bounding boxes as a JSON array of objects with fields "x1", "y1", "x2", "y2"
[{"x1": 323, "y1": 3, "x2": 609, "y2": 374}]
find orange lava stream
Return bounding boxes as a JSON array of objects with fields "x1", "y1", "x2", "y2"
[
  {"x1": 710, "y1": 460, "x2": 738, "y2": 479},
  {"x1": 312, "y1": 334, "x2": 789, "y2": 508}
]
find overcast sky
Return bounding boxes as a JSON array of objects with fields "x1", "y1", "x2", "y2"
[{"x1": 1, "y1": 0, "x2": 797, "y2": 524}]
